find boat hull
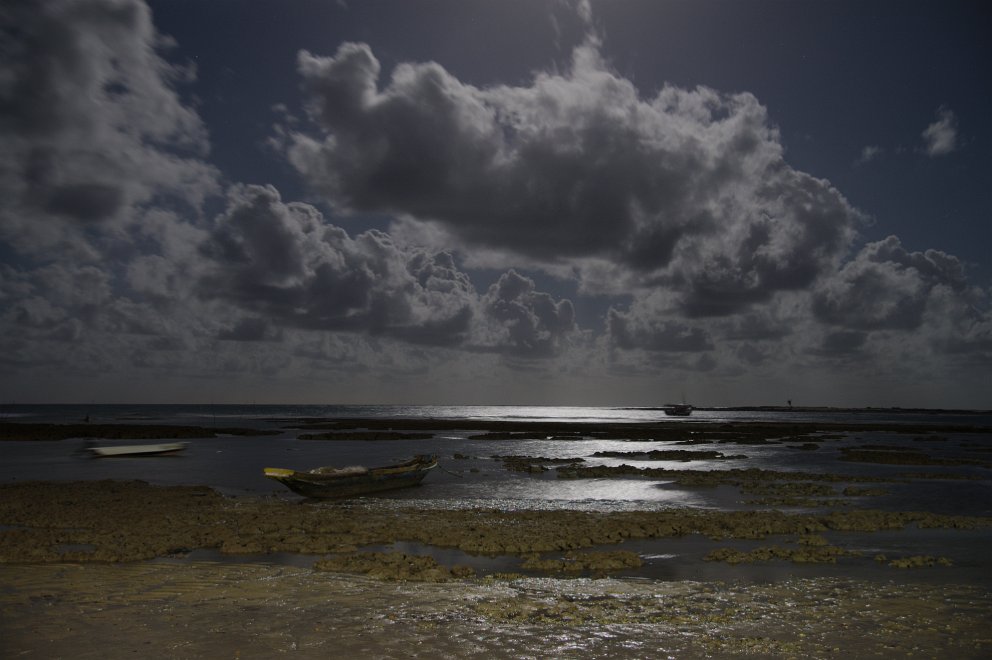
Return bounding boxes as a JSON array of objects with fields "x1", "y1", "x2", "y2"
[
  {"x1": 264, "y1": 455, "x2": 437, "y2": 499},
  {"x1": 88, "y1": 442, "x2": 188, "y2": 457},
  {"x1": 663, "y1": 405, "x2": 693, "y2": 417}
]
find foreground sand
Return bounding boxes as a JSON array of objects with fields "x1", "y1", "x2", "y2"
[{"x1": 2, "y1": 562, "x2": 989, "y2": 658}]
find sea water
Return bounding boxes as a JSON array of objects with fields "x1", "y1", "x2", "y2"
[{"x1": 1, "y1": 403, "x2": 990, "y2": 509}]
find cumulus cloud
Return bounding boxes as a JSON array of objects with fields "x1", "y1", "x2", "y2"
[
  {"x1": 607, "y1": 305, "x2": 713, "y2": 353},
  {"x1": 719, "y1": 310, "x2": 792, "y2": 342},
  {"x1": 804, "y1": 234, "x2": 992, "y2": 375},
  {"x1": 198, "y1": 184, "x2": 476, "y2": 344},
  {"x1": 921, "y1": 107, "x2": 958, "y2": 156},
  {"x1": 604, "y1": 231, "x2": 991, "y2": 380},
  {"x1": 217, "y1": 317, "x2": 284, "y2": 342},
  {"x1": 0, "y1": 0, "x2": 219, "y2": 256},
  {"x1": 813, "y1": 330, "x2": 868, "y2": 357},
  {"x1": 479, "y1": 269, "x2": 577, "y2": 357},
  {"x1": 813, "y1": 235, "x2": 968, "y2": 331},
  {"x1": 198, "y1": 184, "x2": 578, "y2": 357},
  {"x1": 285, "y1": 39, "x2": 862, "y2": 316}
]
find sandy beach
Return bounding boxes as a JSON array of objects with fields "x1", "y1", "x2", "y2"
[{"x1": 2, "y1": 416, "x2": 991, "y2": 657}]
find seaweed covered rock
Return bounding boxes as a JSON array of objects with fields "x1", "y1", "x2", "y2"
[
  {"x1": 520, "y1": 550, "x2": 642, "y2": 574},
  {"x1": 885, "y1": 555, "x2": 954, "y2": 569},
  {"x1": 704, "y1": 544, "x2": 857, "y2": 564},
  {"x1": 313, "y1": 552, "x2": 475, "y2": 581}
]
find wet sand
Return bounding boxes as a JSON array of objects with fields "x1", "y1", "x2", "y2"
[
  {"x1": 1, "y1": 562, "x2": 989, "y2": 658},
  {"x1": 2, "y1": 417, "x2": 991, "y2": 657}
]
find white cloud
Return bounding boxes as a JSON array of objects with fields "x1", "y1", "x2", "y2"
[
  {"x1": 285, "y1": 39, "x2": 862, "y2": 317},
  {"x1": 921, "y1": 107, "x2": 958, "y2": 157}
]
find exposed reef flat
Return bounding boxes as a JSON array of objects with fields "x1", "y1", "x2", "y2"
[
  {"x1": 296, "y1": 431, "x2": 434, "y2": 441},
  {"x1": 1, "y1": 479, "x2": 988, "y2": 567},
  {"x1": 555, "y1": 464, "x2": 899, "y2": 485},
  {"x1": 0, "y1": 479, "x2": 990, "y2": 658},
  {"x1": 0, "y1": 422, "x2": 277, "y2": 441},
  {"x1": 840, "y1": 447, "x2": 990, "y2": 467}
]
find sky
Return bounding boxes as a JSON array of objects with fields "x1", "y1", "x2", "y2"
[{"x1": 1, "y1": 0, "x2": 990, "y2": 408}]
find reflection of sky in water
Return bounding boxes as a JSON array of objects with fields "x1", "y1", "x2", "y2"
[{"x1": 445, "y1": 477, "x2": 706, "y2": 511}]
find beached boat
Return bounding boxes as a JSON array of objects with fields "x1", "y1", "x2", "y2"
[
  {"x1": 86, "y1": 441, "x2": 188, "y2": 457},
  {"x1": 662, "y1": 403, "x2": 693, "y2": 417},
  {"x1": 263, "y1": 454, "x2": 438, "y2": 499}
]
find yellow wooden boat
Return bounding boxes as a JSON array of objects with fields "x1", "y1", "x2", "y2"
[{"x1": 264, "y1": 454, "x2": 437, "y2": 498}]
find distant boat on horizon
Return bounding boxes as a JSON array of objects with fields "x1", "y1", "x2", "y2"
[
  {"x1": 661, "y1": 391, "x2": 693, "y2": 417},
  {"x1": 662, "y1": 402, "x2": 693, "y2": 417}
]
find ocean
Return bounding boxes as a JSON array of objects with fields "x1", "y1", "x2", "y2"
[{"x1": 2, "y1": 404, "x2": 990, "y2": 513}]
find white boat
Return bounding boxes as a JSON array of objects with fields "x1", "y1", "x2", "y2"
[{"x1": 86, "y1": 442, "x2": 188, "y2": 457}]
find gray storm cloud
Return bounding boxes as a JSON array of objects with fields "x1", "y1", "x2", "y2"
[
  {"x1": 0, "y1": 0, "x2": 218, "y2": 255},
  {"x1": 481, "y1": 270, "x2": 577, "y2": 358},
  {"x1": 286, "y1": 39, "x2": 862, "y2": 316},
  {"x1": 199, "y1": 184, "x2": 477, "y2": 343},
  {"x1": 813, "y1": 235, "x2": 969, "y2": 332},
  {"x1": 809, "y1": 236, "x2": 991, "y2": 363},
  {"x1": 199, "y1": 184, "x2": 578, "y2": 356},
  {"x1": 607, "y1": 308, "x2": 713, "y2": 353}
]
